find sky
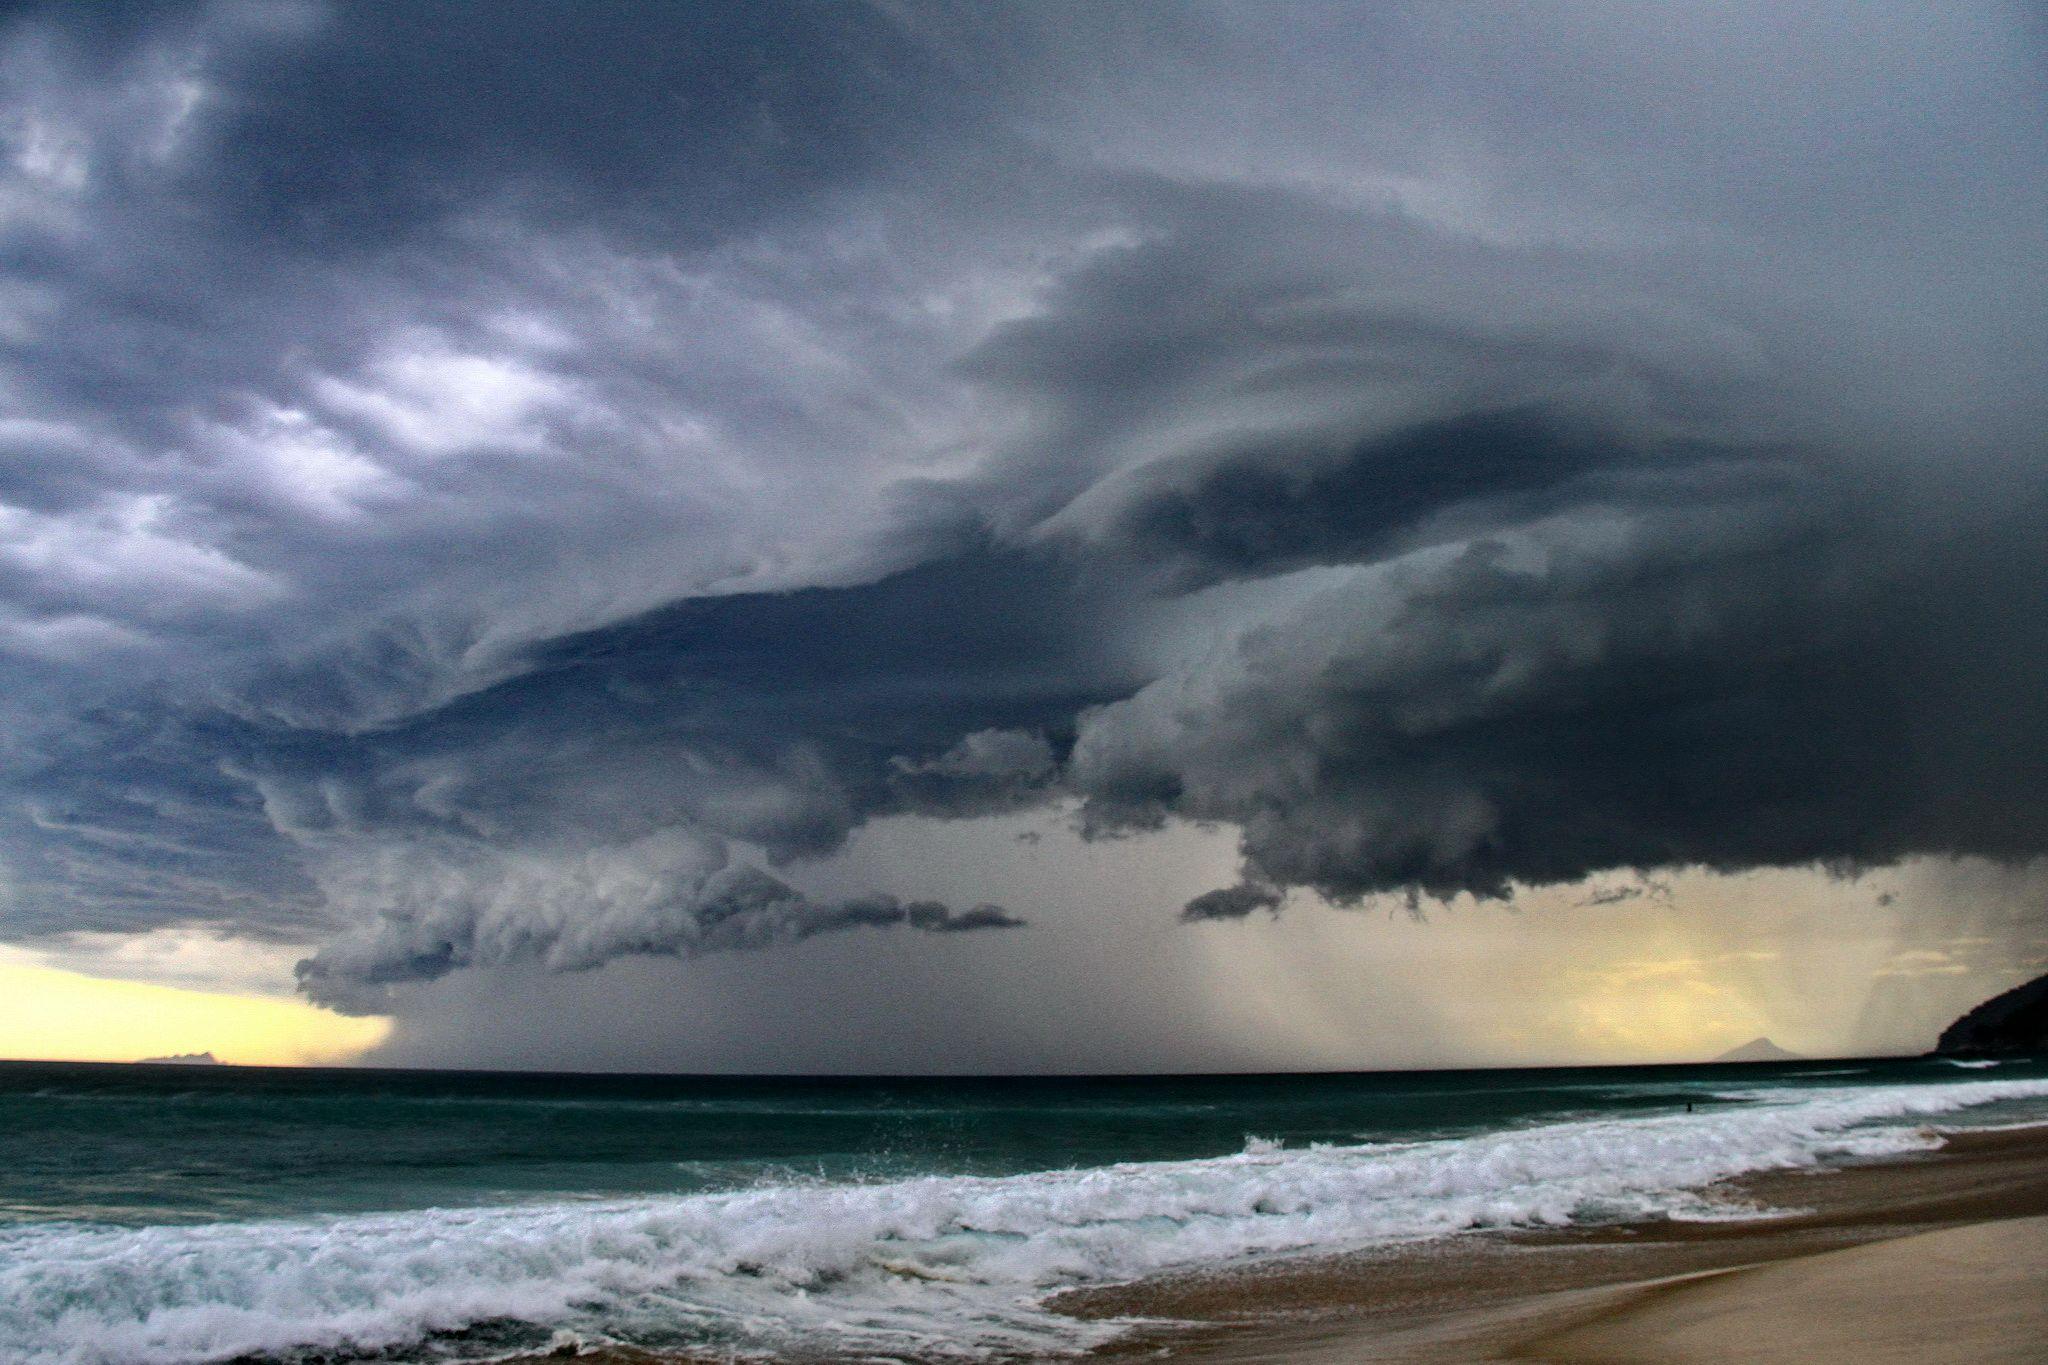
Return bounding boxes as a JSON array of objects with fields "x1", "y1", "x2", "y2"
[{"x1": 0, "y1": 0, "x2": 2044, "y2": 1070}]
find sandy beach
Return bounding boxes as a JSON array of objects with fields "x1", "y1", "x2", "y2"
[
  {"x1": 542, "y1": 1121, "x2": 2048, "y2": 1365},
  {"x1": 1062, "y1": 1124, "x2": 2048, "y2": 1363}
]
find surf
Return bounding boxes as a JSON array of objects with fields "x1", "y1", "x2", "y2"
[{"x1": 5, "y1": 1075, "x2": 2046, "y2": 1365}]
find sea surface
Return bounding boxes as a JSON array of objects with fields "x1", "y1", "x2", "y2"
[{"x1": 3, "y1": 1053, "x2": 2046, "y2": 1364}]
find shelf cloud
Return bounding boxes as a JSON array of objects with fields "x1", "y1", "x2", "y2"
[{"x1": 0, "y1": 2, "x2": 2041, "y2": 1028}]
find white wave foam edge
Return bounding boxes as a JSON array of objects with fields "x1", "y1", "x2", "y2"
[{"x1": 5, "y1": 1076, "x2": 2047, "y2": 1365}]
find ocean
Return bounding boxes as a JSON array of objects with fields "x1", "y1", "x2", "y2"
[{"x1": 3, "y1": 1054, "x2": 2046, "y2": 1364}]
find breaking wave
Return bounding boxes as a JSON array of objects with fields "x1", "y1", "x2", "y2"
[{"x1": 5, "y1": 1077, "x2": 2046, "y2": 1365}]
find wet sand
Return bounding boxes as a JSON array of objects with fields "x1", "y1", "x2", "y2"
[
  {"x1": 1062, "y1": 1125, "x2": 2048, "y2": 1362},
  {"x1": 528, "y1": 1124, "x2": 2048, "y2": 1363},
  {"x1": 1516, "y1": 1216, "x2": 2048, "y2": 1363}
]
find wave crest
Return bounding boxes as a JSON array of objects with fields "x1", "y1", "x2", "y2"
[{"x1": 5, "y1": 1077, "x2": 2046, "y2": 1364}]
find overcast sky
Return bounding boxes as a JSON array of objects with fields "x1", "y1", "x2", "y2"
[{"x1": 1, "y1": 1, "x2": 2044, "y2": 1070}]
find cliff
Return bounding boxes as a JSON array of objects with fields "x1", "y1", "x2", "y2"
[{"x1": 1934, "y1": 973, "x2": 2048, "y2": 1056}]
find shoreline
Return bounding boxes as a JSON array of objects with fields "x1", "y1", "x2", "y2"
[
  {"x1": 1059, "y1": 1124, "x2": 2048, "y2": 1362},
  {"x1": 503, "y1": 1120, "x2": 2048, "y2": 1365}
]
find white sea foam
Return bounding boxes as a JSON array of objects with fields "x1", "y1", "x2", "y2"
[
  {"x1": 1940, "y1": 1058, "x2": 2004, "y2": 1069},
  {"x1": 4, "y1": 1077, "x2": 2046, "y2": 1365}
]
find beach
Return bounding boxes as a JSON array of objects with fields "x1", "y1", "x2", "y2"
[
  {"x1": 10, "y1": 1059, "x2": 2046, "y2": 1363},
  {"x1": 1062, "y1": 1124, "x2": 2048, "y2": 1363},
  {"x1": 548, "y1": 1121, "x2": 2048, "y2": 1364}
]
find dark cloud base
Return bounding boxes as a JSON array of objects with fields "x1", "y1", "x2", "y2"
[{"x1": 0, "y1": 1, "x2": 2042, "y2": 1015}]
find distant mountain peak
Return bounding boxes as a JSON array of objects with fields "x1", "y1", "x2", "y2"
[
  {"x1": 1713, "y1": 1036, "x2": 1801, "y2": 1063},
  {"x1": 139, "y1": 1051, "x2": 220, "y2": 1065}
]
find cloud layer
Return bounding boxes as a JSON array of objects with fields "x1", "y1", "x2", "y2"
[{"x1": 0, "y1": 2, "x2": 2043, "y2": 1014}]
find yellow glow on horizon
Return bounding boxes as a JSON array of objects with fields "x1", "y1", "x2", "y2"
[
  {"x1": 1557, "y1": 949, "x2": 1777, "y2": 1061},
  {"x1": 0, "y1": 956, "x2": 388, "y2": 1067}
]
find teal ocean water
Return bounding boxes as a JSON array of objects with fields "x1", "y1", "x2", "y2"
[{"x1": 2, "y1": 1054, "x2": 2045, "y2": 1363}]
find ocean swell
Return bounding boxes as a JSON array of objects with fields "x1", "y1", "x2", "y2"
[{"x1": 4, "y1": 1077, "x2": 2046, "y2": 1365}]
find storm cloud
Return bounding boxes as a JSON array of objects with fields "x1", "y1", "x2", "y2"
[{"x1": 0, "y1": 1, "x2": 2043, "y2": 1020}]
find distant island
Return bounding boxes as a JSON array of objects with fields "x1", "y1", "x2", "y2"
[
  {"x1": 138, "y1": 1051, "x2": 221, "y2": 1066},
  {"x1": 1713, "y1": 1037, "x2": 1802, "y2": 1063},
  {"x1": 1935, "y1": 972, "x2": 2048, "y2": 1056}
]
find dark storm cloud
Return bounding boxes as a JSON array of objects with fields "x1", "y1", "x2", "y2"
[
  {"x1": 2, "y1": 0, "x2": 953, "y2": 257},
  {"x1": 1083, "y1": 408, "x2": 1797, "y2": 593},
  {"x1": 297, "y1": 855, "x2": 1023, "y2": 1017},
  {"x1": 1180, "y1": 882, "x2": 1283, "y2": 924},
  {"x1": 0, "y1": 0, "x2": 2043, "y2": 1015},
  {"x1": 1051, "y1": 335, "x2": 2048, "y2": 911},
  {"x1": 189, "y1": 2, "x2": 955, "y2": 252},
  {"x1": 0, "y1": 0, "x2": 1051, "y2": 997},
  {"x1": 18, "y1": 540, "x2": 1096, "y2": 1001}
]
